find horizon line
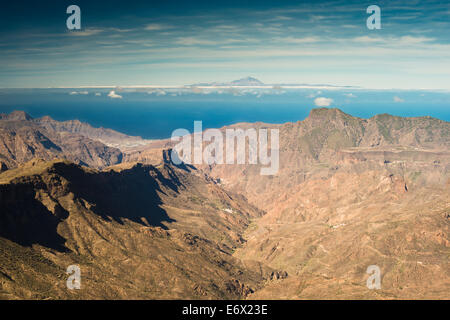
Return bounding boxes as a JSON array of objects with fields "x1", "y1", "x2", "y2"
[{"x1": 1, "y1": 85, "x2": 450, "y2": 92}]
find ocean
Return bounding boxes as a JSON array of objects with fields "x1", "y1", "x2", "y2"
[{"x1": 0, "y1": 88, "x2": 449, "y2": 139}]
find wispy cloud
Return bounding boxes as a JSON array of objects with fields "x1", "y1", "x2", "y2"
[
  {"x1": 269, "y1": 15, "x2": 293, "y2": 21},
  {"x1": 69, "y1": 91, "x2": 89, "y2": 95},
  {"x1": 352, "y1": 35, "x2": 436, "y2": 45},
  {"x1": 68, "y1": 28, "x2": 104, "y2": 37},
  {"x1": 144, "y1": 24, "x2": 169, "y2": 31},
  {"x1": 175, "y1": 37, "x2": 217, "y2": 46},
  {"x1": 174, "y1": 36, "x2": 256, "y2": 46},
  {"x1": 352, "y1": 36, "x2": 384, "y2": 43},
  {"x1": 393, "y1": 96, "x2": 404, "y2": 102},
  {"x1": 397, "y1": 36, "x2": 436, "y2": 44},
  {"x1": 2, "y1": 0, "x2": 450, "y2": 89},
  {"x1": 275, "y1": 37, "x2": 320, "y2": 44}
]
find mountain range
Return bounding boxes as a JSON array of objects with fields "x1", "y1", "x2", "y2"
[
  {"x1": 192, "y1": 77, "x2": 265, "y2": 87},
  {"x1": 0, "y1": 108, "x2": 448, "y2": 299},
  {"x1": 190, "y1": 77, "x2": 358, "y2": 88},
  {"x1": 0, "y1": 111, "x2": 150, "y2": 171}
]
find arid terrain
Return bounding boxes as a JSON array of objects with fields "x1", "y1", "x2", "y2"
[{"x1": 0, "y1": 108, "x2": 448, "y2": 299}]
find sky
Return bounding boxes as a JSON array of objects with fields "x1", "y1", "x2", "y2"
[{"x1": 0, "y1": 0, "x2": 449, "y2": 89}]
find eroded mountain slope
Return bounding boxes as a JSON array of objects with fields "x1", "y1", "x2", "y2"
[
  {"x1": 0, "y1": 158, "x2": 276, "y2": 299},
  {"x1": 0, "y1": 111, "x2": 124, "y2": 170},
  {"x1": 197, "y1": 108, "x2": 450, "y2": 299},
  {"x1": 0, "y1": 108, "x2": 448, "y2": 299}
]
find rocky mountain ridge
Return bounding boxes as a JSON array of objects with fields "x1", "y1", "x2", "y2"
[
  {"x1": 0, "y1": 107, "x2": 448, "y2": 299},
  {"x1": 0, "y1": 111, "x2": 152, "y2": 171}
]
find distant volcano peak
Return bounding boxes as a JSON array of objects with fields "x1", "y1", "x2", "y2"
[
  {"x1": 230, "y1": 76, "x2": 264, "y2": 86},
  {"x1": 191, "y1": 76, "x2": 264, "y2": 87}
]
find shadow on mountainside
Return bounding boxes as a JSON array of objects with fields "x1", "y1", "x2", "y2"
[
  {"x1": 0, "y1": 183, "x2": 69, "y2": 251},
  {"x1": 0, "y1": 161, "x2": 178, "y2": 251},
  {"x1": 50, "y1": 162, "x2": 177, "y2": 229},
  {"x1": 163, "y1": 149, "x2": 197, "y2": 173}
]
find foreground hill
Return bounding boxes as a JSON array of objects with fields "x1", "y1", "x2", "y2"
[{"x1": 0, "y1": 157, "x2": 280, "y2": 299}]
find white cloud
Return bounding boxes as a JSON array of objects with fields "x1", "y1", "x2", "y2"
[
  {"x1": 95, "y1": 92, "x2": 102, "y2": 96},
  {"x1": 352, "y1": 35, "x2": 435, "y2": 45},
  {"x1": 108, "y1": 90, "x2": 122, "y2": 99},
  {"x1": 393, "y1": 96, "x2": 404, "y2": 103},
  {"x1": 344, "y1": 93, "x2": 356, "y2": 98},
  {"x1": 398, "y1": 36, "x2": 435, "y2": 44},
  {"x1": 212, "y1": 25, "x2": 240, "y2": 32},
  {"x1": 276, "y1": 36, "x2": 320, "y2": 44},
  {"x1": 352, "y1": 36, "x2": 384, "y2": 43},
  {"x1": 69, "y1": 91, "x2": 89, "y2": 95},
  {"x1": 110, "y1": 28, "x2": 134, "y2": 33},
  {"x1": 270, "y1": 15, "x2": 293, "y2": 21},
  {"x1": 175, "y1": 37, "x2": 217, "y2": 46},
  {"x1": 314, "y1": 97, "x2": 333, "y2": 107}
]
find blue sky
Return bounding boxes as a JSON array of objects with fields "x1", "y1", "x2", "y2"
[{"x1": 1, "y1": 0, "x2": 449, "y2": 89}]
